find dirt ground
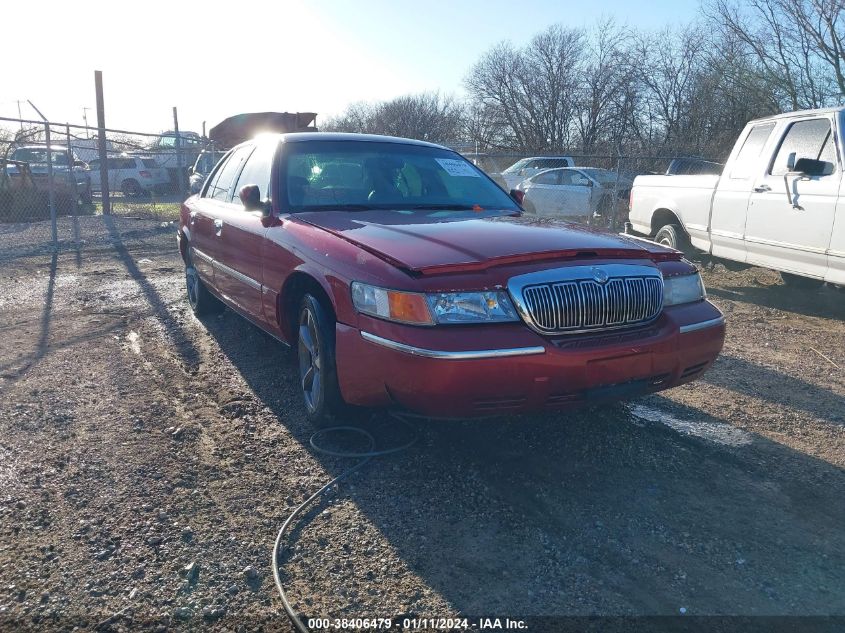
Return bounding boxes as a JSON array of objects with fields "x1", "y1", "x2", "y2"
[{"x1": 0, "y1": 216, "x2": 843, "y2": 632}]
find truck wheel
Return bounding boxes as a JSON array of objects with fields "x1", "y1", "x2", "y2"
[
  {"x1": 121, "y1": 179, "x2": 141, "y2": 198},
  {"x1": 522, "y1": 199, "x2": 538, "y2": 214},
  {"x1": 654, "y1": 223, "x2": 691, "y2": 254},
  {"x1": 185, "y1": 261, "x2": 224, "y2": 316},
  {"x1": 298, "y1": 294, "x2": 345, "y2": 427},
  {"x1": 780, "y1": 272, "x2": 824, "y2": 290}
]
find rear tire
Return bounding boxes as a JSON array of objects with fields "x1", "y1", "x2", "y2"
[
  {"x1": 780, "y1": 272, "x2": 824, "y2": 290},
  {"x1": 121, "y1": 178, "x2": 141, "y2": 198},
  {"x1": 654, "y1": 223, "x2": 691, "y2": 254},
  {"x1": 185, "y1": 261, "x2": 224, "y2": 316},
  {"x1": 298, "y1": 294, "x2": 345, "y2": 427}
]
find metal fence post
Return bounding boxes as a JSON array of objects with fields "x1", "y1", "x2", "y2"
[
  {"x1": 173, "y1": 106, "x2": 184, "y2": 199},
  {"x1": 66, "y1": 124, "x2": 80, "y2": 245},
  {"x1": 44, "y1": 123, "x2": 57, "y2": 246}
]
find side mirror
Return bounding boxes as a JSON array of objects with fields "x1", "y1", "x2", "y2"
[
  {"x1": 509, "y1": 188, "x2": 525, "y2": 204},
  {"x1": 187, "y1": 166, "x2": 194, "y2": 175},
  {"x1": 73, "y1": 160, "x2": 86, "y2": 168},
  {"x1": 786, "y1": 152, "x2": 797, "y2": 171},
  {"x1": 239, "y1": 184, "x2": 270, "y2": 216},
  {"x1": 791, "y1": 157, "x2": 829, "y2": 177}
]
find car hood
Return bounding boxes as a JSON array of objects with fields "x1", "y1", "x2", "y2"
[{"x1": 295, "y1": 209, "x2": 677, "y2": 275}]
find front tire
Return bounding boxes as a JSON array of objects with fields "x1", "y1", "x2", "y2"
[
  {"x1": 654, "y1": 223, "x2": 691, "y2": 254},
  {"x1": 298, "y1": 294, "x2": 345, "y2": 426}
]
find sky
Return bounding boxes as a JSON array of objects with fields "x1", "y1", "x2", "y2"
[{"x1": 0, "y1": 0, "x2": 699, "y2": 136}]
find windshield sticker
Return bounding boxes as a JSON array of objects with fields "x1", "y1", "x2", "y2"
[{"x1": 435, "y1": 158, "x2": 482, "y2": 177}]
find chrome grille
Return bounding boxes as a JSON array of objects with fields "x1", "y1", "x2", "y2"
[{"x1": 510, "y1": 265, "x2": 664, "y2": 335}]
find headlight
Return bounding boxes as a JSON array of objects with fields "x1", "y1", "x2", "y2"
[
  {"x1": 427, "y1": 291, "x2": 518, "y2": 324},
  {"x1": 663, "y1": 272, "x2": 706, "y2": 306},
  {"x1": 351, "y1": 283, "x2": 519, "y2": 325},
  {"x1": 351, "y1": 283, "x2": 433, "y2": 325}
]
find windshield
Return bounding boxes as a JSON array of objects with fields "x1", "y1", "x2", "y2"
[
  {"x1": 284, "y1": 140, "x2": 519, "y2": 213},
  {"x1": 502, "y1": 158, "x2": 529, "y2": 174}
]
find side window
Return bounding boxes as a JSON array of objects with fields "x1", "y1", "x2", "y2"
[
  {"x1": 232, "y1": 141, "x2": 277, "y2": 203},
  {"x1": 203, "y1": 153, "x2": 232, "y2": 198},
  {"x1": 206, "y1": 146, "x2": 252, "y2": 202},
  {"x1": 730, "y1": 123, "x2": 775, "y2": 179},
  {"x1": 769, "y1": 119, "x2": 836, "y2": 176},
  {"x1": 533, "y1": 170, "x2": 560, "y2": 185},
  {"x1": 558, "y1": 171, "x2": 575, "y2": 186},
  {"x1": 571, "y1": 171, "x2": 591, "y2": 186}
]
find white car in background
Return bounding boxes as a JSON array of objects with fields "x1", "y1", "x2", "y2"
[
  {"x1": 87, "y1": 155, "x2": 169, "y2": 197},
  {"x1": 516, "y1": 167, "x2": 633, "y2": 218},
  {"x1": 497, "y1": 156, "x2": 575, "y2": 189}
]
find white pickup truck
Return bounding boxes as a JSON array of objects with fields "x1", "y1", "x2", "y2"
[{"x1": 629, "y1": 107, "x2": 845, "y2": 287}]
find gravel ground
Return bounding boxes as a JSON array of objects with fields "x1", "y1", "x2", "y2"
[{"x1": 0, "y1": 217, "x2": 843, "y2": 632}]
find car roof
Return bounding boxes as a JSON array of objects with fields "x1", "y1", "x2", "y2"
[
  {"x1": 243, "y1": 132, "x2": 450, "y2": 150},
  {"x1": 747, "y1": 107, "x2": 845, "y2": 124},
  {"x1": 522, "y1": 156, "x2": 573, "y2": 160}
]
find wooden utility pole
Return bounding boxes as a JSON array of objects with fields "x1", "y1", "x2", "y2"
[{"x1": 94, "y1": 71, "x2": 110, "y2": 215}]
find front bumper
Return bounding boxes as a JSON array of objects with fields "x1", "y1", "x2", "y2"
[{"x1": 335, "y1": 301, "x2": 725, "y2": 418}]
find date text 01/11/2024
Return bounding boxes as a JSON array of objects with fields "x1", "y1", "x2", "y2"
[{"x1": 306, "y1": 617, "x2": 528, "y2": 630}]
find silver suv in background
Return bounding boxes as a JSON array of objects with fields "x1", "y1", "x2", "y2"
[{"x1": 87, "y1": 155, "x2": 170, "y2": 197}]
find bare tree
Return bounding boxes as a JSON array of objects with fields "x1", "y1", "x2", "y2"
[
  {"x1": 707, "y1": 0, "x2": 843, "y2": 109},
  {"x1": 323, "y1": 93, "x2": 464, "y2": 142},
  {"x1": 465, "y1": 25, "x2": 584, "y2": 151},
  {"x1": 574, "y1": 18, "x2": 633, "y2": 152}
]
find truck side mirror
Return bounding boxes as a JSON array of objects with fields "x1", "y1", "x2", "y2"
[
  {"x1": 786, "y1": 152, "x2": 796, "y2": 171},
  {"x1": 792, "y1": 157, "x2": 829, "y2": 177}
]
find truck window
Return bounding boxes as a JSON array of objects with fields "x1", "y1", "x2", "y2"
[
  {"x1": 769, "y1": 118, "x2": 837, "y2": 176},
  {"x1": 730, "y1": 123, "x2": 774, "y2": 179}
]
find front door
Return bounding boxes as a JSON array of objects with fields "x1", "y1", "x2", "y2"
[{"x1": 745, "y1": 116, "x2": 840, "y2": 279}]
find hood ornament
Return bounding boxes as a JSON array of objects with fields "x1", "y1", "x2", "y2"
[{"x1": 591, "y1": 267, "x2": 609, "y2": 283}]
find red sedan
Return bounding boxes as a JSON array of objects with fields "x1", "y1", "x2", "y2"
[{"x1": 178, "y1": 133, "x2": 725, "y2": 424}]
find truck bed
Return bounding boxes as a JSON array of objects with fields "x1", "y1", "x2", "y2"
[{"x1": 629, "y1": 174, "x2": 720, "y2": 240}]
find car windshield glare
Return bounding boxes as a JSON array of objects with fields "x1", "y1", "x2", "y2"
[{"x1": 284, "y1": 141, "x2": 519, "y2": 213}]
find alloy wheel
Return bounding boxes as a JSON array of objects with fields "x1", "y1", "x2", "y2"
[{"x1": 298, "y1": 307, "x2": 322, "y2": 413}]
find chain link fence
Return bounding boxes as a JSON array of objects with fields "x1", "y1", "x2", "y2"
[
  {"x1": 1, "y1": 114, "x2": 724, "y2": 262},
  {"x1": 0, "y1": 116, "x2": 224, "y2": 261}
]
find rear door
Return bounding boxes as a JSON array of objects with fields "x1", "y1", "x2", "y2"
[
  {"x1": 524, "y1": 169, "x2": 562, "y2": 215},
  {"x1": 188, "y1": 148, "x2": 247, "y2": 288},
  {"x1": 553, "y1": 169, "x2": 592, "y2": 216},
  {"x1": 745, "y1": 116, "x2": 840, "y2": 278},
  {"x1": 213, "y1": 140, "x2": 278, "y2": 324}
]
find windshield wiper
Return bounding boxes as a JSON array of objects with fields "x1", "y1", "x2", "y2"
[
  {"x1": 403, "y1": 204, "x2": 479, "y2": 210},
  {"x1": 294, "y1": 204, "x2": 375, "y2": 212}
]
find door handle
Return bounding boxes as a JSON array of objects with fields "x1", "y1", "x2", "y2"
[
  {"x1": 214, "y1": 219, "x2": 223, "y2": 236},
  {"x1": 753, "y1": 185, "x2": 771, "y2": 193}
]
